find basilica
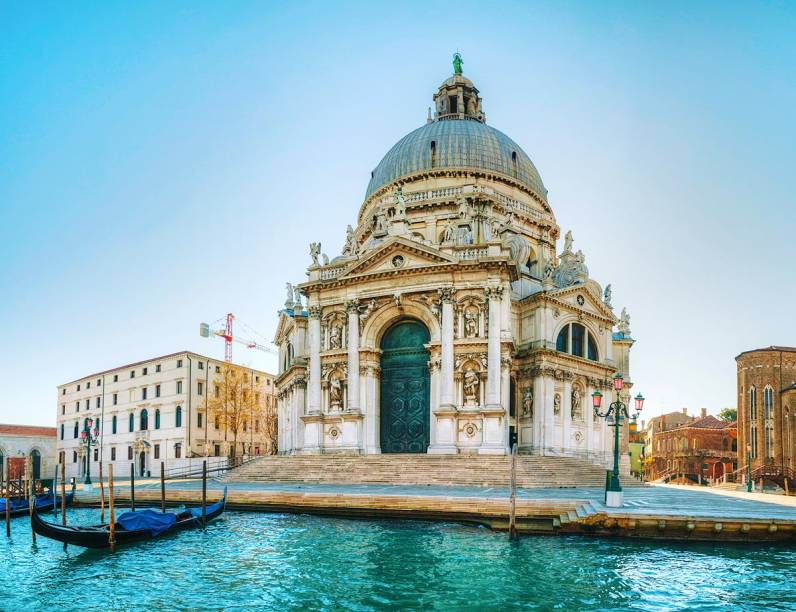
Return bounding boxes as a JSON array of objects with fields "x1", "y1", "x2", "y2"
[{"x1": 275, "y1": 56, "x2": 634, "y2": 465}]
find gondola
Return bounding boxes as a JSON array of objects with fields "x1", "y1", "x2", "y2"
[
  {"x1": 30, "y1": 487, "x2": 227, "y2": 549},
  {"x1": 1, "y1": 488, "x2": 75, "y2": 518}
]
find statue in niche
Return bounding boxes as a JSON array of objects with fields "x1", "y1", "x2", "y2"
[
  {"x1": 543, "y1": 259, "x2": 555, "y2": 280},
  {"x1": 329, "y1": 376, "x2": 343, "y2": 410},
  {"x1": 442, "y1": 218, "x2": 457, "y2": 243},
  {"x1": 522, "y1": 389, "x2": 533, "y2": 418},
  {"x1": 309, "y1": 242, "x2": 321, "y2": 266},
  {"x1": 563, "y1": 230, "x2": 573, "y2": 253},
  {"x1": 457, "y1": 225, "x2": 473, "y2": 245},
  {"x1": 553, "y1": 393, "x2": 561, "y2": 416},
  {"x1": 374, "y1": 209, "x2": 387, "y2": 233},
  {"x1": 359, "y1": 299, "x2": 378, "y2": 323},
  {"x1": 466, "y1": 95, "x2": 477, "y2": 115},
  {"x1": 463, "y1": 370, "x2": 480, "y2": 405},
  {"x1": 457, "y1": 197, "x2": 472, "y2": 222},
  {"x1": 342, "y1": 225, "x2": 355, "y2": 256},
  {"x1": 329, "y1": 324, "x2": 343, "y2": 350},
  {"x1": 603, "y1": 284, "x2": 612, "y2": 309},
  {"x1": 571, "y1": 388, "x2": 582, "y2": 420},
  {"x1": 464, "y1": 310, "x2": 478, "y2": 338}
]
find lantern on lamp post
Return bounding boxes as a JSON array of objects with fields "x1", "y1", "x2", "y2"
[
  {"x1": 81, "y1": 417, "x2": 100, "y2": 485},
  {"x1": 592, "y1": 374, "x2": 645, "y2": 508}
]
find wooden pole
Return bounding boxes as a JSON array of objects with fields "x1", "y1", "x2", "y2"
[
  {"x1": 99, "y1": 461, "x2": 105, "y2": 522},
  {"x1": 130, "y1": 463, "x2": 136, "y2": 512},
  {"x1": 60, "y1": 461, "x2": 66, "y2": 526},
  {"x1": 508, "y1": 443, "x2": 517, "y2": 541},
  {"x1": 27, "y1": 457, "x2": 36, "y2": 543},
  {"x1": 785, "y1": 478, "x2": 790, "y2": 496},
  {"x1": 160, "y1": 461, "x2": 165, "y2": 513},
  {"x1": 5, "y1": 460, "x2": 10, "y2": 537},
  {"x1": 53, "y1": 466, "x2": 58, "y2": 520},
  {"x1": 108, "y1": 463, "x2": 116, "y2": 552},
  {"x1": 201, "y1": 460, "x2": 207, "y2": 528}
]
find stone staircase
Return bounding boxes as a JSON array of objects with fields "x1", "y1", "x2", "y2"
[{"x1": 222, "y1": 454, "x2": 646, "y2": 489}]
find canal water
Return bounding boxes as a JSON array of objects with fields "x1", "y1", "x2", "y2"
[{"x1": 2, "y1": 508, "x2": 795, "y2": 610}]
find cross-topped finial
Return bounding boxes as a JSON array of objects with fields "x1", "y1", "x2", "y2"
[{"x1": 452, "y1": 52, "x2": 463, "y2": 75}]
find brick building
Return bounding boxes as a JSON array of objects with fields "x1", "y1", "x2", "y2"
[
  {"x1": 647, "y1": 411, "x2": 737, "y2": 483},
  {"x1": 736, "y1": 346, "x2": 796, "y2": 478}
]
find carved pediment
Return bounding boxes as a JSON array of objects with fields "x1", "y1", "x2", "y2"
[
  {"x1": 338, "y1": 237, "x2": 457, "y2": 279},
  {"x1": 549, "y1": 284, "x2": 616, "y2": 321}
]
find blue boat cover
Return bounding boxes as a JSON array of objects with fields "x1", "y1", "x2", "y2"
[{"x1": 117, "y1": 509, "x2": 177, "y2": 537}]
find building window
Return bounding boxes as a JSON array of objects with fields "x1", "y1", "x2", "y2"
[
  {"x1": 214, "y1": 444, "x2": 220, "y2": 457},
  {"x1": 214, "y1": 385, "x2": 220, "y2": 399},
  {"x1": 111, "y1": 447, "x2": 116, "y2": 461},
  {"x1": 129, "y1": 413, "x2": 135, "y2": 432},
  {"x1": 142, "y1": 387, "x2": 148, "y2": 401},
  {"x1": 73, "y1": 451, "x2": 77, "y2": 463},
  {"x1": 87, "y1": 381, "x2": 91, "y2": 389},
  {"x1": 77, "y1": 384, "x2": 81, "y2": 391},
  {"x1": 177, "y1": 359, "x2": 183, "y2": 368},
  {"x1": 177, "y1": 380, "x2": 183, "y2": 394},
  {"x1": 764, "y1": 387, "x2": 774, "y2": 419},
  {"x1": 215, "y1": 366, "x2": 220, "y2": 373},
  {"x1": 128, "y1": 446, "x2": 133, "y2": 460},
  {"x1": 61, "y1": 404, "x2": 65, "y2": 415},
  {"x1": 198, "y1": 381, "x2": 203, "y2": 396},
  {"x1": 255, "y1": 419, "x2": 260, "y2": 433},
  {"x1": 97, "y1": 379, "x2": 101, "y2": 386},
  {"x1": 94, "y1": 448, "x2": 98, "y2": 461},
  {"x1": 130, "y1": 370, "x2": 135, "y2": 379},
  {"x1": 751, "y1": 426, "x2": 758, "y2": 459},
  {"x1": 155, "y1": 409, "x2": 161, "y2": 429},
  {"x1": 556, "y1": 323, "x2": 599, "y2": 361},
  {"x1": 113, "y1": 393, "x2": 118, "y2": 406},
  {"x1": 156, "y1": 364, "x2": 161, "y2": 373},
  {"x1": 60, "y1": 424, "x2": 64, "y2": 440},
  {"x1": 154, "y1": 444, "x2": 160, "y2": 460},
  {"x1": 96, "y1": 397, "x2": 101, "y2": 408},
  {"x1": 174, "y1": 443, "x2": 182, "y2": 459},
  {"x1": 62, "y1": 388, "x2": 66, "y2": 396},
  {"x1": 749, "y1": 387, "x2": 757, "y2": 420},
  {"x1": 175, "y1": 406, "x2": 183, "y2": 427},
  {"x1": 142, "y1": 367, "x2": 148, "y2": 375},
  {"x1": 73, "y1": 422, "x2": 78, "y2": 438},
  {"x1": 198, "y1": 361, "x2": 204, "y2": 370},
  {"x1": 75, "y1": 401, "x2": 79, "y2": 413},
  {"x1": 214, "y1": 414, "x2": 220, "y2": 429},
  {"x1": 156, "y1": 384, "x2": 161, "y2": 398},
  {"x1": 255, "y1": 376, "x2": 260, "y2": 384},
  {"x1": 197, "y1": 413, "x2": 203, "y2": 428},
  {"x1": 112, "y1": 415, "x2": 117, "y2": 434},
  {"x1": 140, "y1": 409, "x2": 148, "y2": 431},
  {"x1": 85, "y1": 399, "x2": 90, "y2": 410},
  {"x1": 113, "y1": 374, "x2": 118, "y2": 382}
]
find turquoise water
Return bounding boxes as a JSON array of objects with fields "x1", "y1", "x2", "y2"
[{"x1": 2, "y1": 508, "x2": 796, "y2": 610}]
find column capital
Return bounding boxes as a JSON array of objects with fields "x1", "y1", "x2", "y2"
[
  {"x1": 438, "y1": 287, "x2": 455, "y2": 303},
  {"x1": 308, "y1": 306, "x2": 322, "y2": 319},
  {"x1": 485, "y1": 286, "x2": 504, "y2": 301},
  {"x1": 346, "y1": 299, "x2": 360, "y2": 314}
]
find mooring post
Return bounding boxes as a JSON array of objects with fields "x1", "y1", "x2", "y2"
[
  {"x1": 5, "y1": 460, "x2": 11, "y2": 537},
  {"x1": 108, "y1": 463, "x2": 116, "y2": 553},
  {"x1": 53, "y1": 466, "x2": 58, "y2": 520},
  {"x1": 99, "y1": 461, "x2": 105, "y2": 522},
  {"x1": 160, "y1": 461, "x2": 165, "y2": 513},
  {"x1": 130, "y1": 463, "x2": 136, "y2": 512},
  {"x1": 509, "y1": 442, "x2": 518, "y2": 541},
  {"x1": 202, "y1": 460, "x2": 207, "y2": 529},
  {"x1": 60, "y1": 461, "x2": 66, "y2": 526},
  {"x1": 26, "y1": 457, "x2": 36, "y2": 543}
]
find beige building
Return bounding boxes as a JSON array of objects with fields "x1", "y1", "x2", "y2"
[
  {"x1": 275, "y1": 57, "x2": 635, "y2": 466},
  {"x1": 0, "y1": 424, "x2": 57, "y2": 483},
  {"x1": 56, "y1": 351, "x2": 276, "y2": 480}
]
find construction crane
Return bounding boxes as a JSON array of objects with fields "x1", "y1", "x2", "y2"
[{"x1": 199, "y1": 313, "x2": 276, "y2": 362}]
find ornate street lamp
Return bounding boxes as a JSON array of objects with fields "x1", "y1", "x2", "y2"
[
  {"x1": 80, "y1": 418, "x2": 100, "y2": 486},
  {"x1": 592, "y1": 374, "x2": 644, "y2": 508}
]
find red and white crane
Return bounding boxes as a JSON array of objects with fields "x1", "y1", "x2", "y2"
[{"x1": 199, "y1": 313, "x2": 275, "y2": 362}]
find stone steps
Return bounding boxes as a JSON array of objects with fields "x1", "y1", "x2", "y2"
[{"x1": 224, "y1": 455, "x2": 646, "y2": 489}]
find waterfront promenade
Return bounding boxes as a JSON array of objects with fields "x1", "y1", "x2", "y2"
[{"x1": 72, "y1": 479, "x2": 796, "y2": 543}]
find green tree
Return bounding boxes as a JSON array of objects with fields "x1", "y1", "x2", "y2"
[{"x1": 719, "y1": 407, "x2": 737, "y2": 422}]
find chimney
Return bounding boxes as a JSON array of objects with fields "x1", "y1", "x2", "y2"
[{"x1": 701, "y1": 407, "x2": 707, "y2": 418}]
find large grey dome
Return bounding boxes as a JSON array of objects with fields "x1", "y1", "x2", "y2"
[{"x1": 365, "y1": 119, "x2": 547, "y2": 201}]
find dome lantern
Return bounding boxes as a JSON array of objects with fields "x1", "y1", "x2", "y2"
[{"x1": 433, "y1": 53, "x2": 485, "y2": 123}]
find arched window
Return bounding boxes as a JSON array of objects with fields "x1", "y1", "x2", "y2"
[
  {"x1": 112, "y1": 415, "x2": 117, "y2": 434},
  {"x1": 175, "y1": 406, "x2": 183, "y2": 428},
  {"x1": 155, "y1": 409, "x2": 161, "y2": 429},
  {"x1": 764, "y1": 386, "x2": 774, "y2": 419},
  {"x1": 430, "y1": 140, "x2": 437, "y2": 168},
  {"x1": 732, "y1": 439, "x2": 737, "y2": 452},
  {"x1": 749, "y1": 387, "x2": 757, "y2": 420},
  {"x1": 129, "y1": 413, "x2": 134, "y2": 432},
  {"x1": 511, "y1": 151, "x2": 518, "y2": 178},
  {"x1": 140, "y1": 409, "x2": 148, "y2": 431},
  {"x1": 556, "y1": 323, "x2": 599, "y2": 361}
]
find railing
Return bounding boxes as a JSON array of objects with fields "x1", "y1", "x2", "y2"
[
  {"x1": 320, "y1": 267, "x2": 346, "y2": 280},
  {"x1": 162, "y1": 455, "x2": 256, "y2": 481},
  {"x1": 456, "y1": 247, "x2": 488, "y2": 260}
]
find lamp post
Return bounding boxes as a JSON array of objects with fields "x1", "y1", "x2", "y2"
[
  {"x1": 747, "y1": 443, "x2": 753, "y2": 493},
  {"x1": 592, "y1": 373, "x2": 644, "y2": 508},
  {"x1": 80, "y1": 418, "x2": 100, "y2": 486}
]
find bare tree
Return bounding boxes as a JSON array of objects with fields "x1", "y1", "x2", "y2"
[{"x1": 208, "y1": 364, "x2": 268, "y2": 460}]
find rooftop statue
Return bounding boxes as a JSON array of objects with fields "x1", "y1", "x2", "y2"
[
  {"x1": 309, "y1": 242, "x2": 321, "y2": 266},
  {"x1": 563, "y1": 230, "x2": 573, "y2": 254},
  {"x1": 618, "y1": 307, "x2": 631, "y2": 335},
  {"x1": 603, "y1": 284, "x2": 613, "y2": 309},
  {"x1": 453, "y1": 52, "x2": 463, "y2": 75}
]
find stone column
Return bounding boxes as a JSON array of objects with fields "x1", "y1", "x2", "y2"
[
  {"x1": 439, "y1": 288, "x2": 455, "y2": 409},
  {"x1": 562, "y1": 379, "x2": 572, "y2": 456},
  {"x1": 308, "y1": 306, "x2": 322, "y2": 414},
  {"x1": 346, "y1": 299, "x2": 360, "y2": 412},
  {"x1": 486, "y1": 286, "x2": 503, "y2": 407}
]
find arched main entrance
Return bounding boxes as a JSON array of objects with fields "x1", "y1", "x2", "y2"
[
  {"x1": 379, "y1": 320, "x2": 430, "y2": 453},
  {"x1": 30, "y1": 449, "x2": 41, "y2": 481}
]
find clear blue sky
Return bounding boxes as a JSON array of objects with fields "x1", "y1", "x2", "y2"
[{"x1": 1, "y1": 1, "x2": 794, "y2": 426}]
